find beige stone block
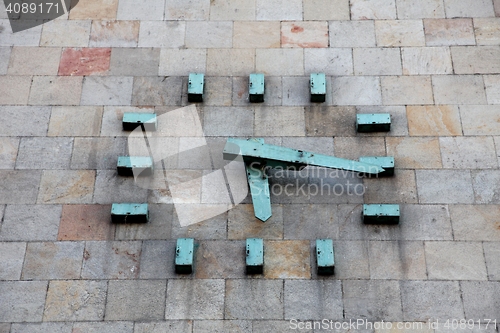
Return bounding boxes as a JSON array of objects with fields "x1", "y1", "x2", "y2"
[
  {"x1": 185, "y1": 21, "x2": 232, "y2": 48},
  {"x1": 0, "y1": 76, "x2": 31, "y2": 105},
  {"x1": 450, "y1": 205, "x2": 500, "y2": 241},
  {"x1": 89, "y1": 20, "x2": 139, "y2": 47},
  {"x1": 233, "y1": 21, "x2": 280, "y2": 48},
  {"x1": 407, "y1": 105, "x2": 462, "y2": 136},
  {"x1": 0, "y1": 138, "x2": 19, "y2": 169},
  {"x1": 423, "y1": 18, "x2": 475, "y2": 46},
  {"x1": 386, "y1": 137, "x2": 442, "y2": 169},
  {"x1": 304, "y1": 48, "x2": 353, "y2": 75},
  {"x1": 139, "y1": 21, "x2": 186, "y2": 48},
  {"x1": 48, "y1": 106, "x2": 103, "y2": 137},
  {"x1": 484, "y1": 75, "x2": 500, "y2": 104},
  {"x1": 381, "y1": 76, "x2": 433, "y2": 105},
  {"x1": 40, "y1": 20, "x2": 91, "y2": 47},
  {"x1": 353, "y1": 48, "x2": 402, "y2": 75},
  {"x1": 329, "y1": 21, "x2": 376, "y2": 47},
  {"x1": 159, "y1": 49, "x2": 206, "y2": 76},
  {"x1": 254, "y1": 106, "x2": 305, "y2": 136},
  {"x1": 206, "y1": 49, "x2": 255, "y2": 76},
  {"x1": 8, "y1": 47, "x2": 61, "y2": 75},
  {"x1": 334, "y1": 137, "x2": 386, "y2": 160},
  {"x1": 351, "y1": 0, "x2": 397, "y2": 19},
  {"x1": 401, "y1": 47, "x2": 452, "y2": 74},
  {"x1": 37, "y1": 170, "x2": 95, "y2": 204},
  {"x1": 451, "y1": 46, "x2": 500, "y2": 74},
  {"x1": 460, "y1": 105, "x2": 500, "y2": 135},
  {"x1": 255, "y1": 0, "x2": 303, "y2": 20},
  {"x1": 29, "y1": 76, "x2": 83, "y2": 106},
  {"x1": 440, "y1": 136, "x2": 497, "y2": 169},
  {"x1": 165, "y1": 0, "x2": 210, "y2": 20},
  {"x1": 69, "y1": 0, "x2": 118, "y2": 19},
  {"x1": 281, "y1": 21, "x2": 329, "y2": 48},
  {"x1": 443, "y1": 0, "x2": 495, "y2": 18},
  {"x1": 474, "y1": 18, "x2": 500, "y2": 45},
  {"x1": 432, "y1": 75, "x2": 487, "y2": 105},
  {"x1": 364, "y1": 169, "x2": 418, "y2": 204},
  {"x1": 256, "y1": 49, "x2": 304, "y2": 76},
  {"x1": 376, "y1": 20, "x2": 425, "y2": 46},
  {"x1": 332, "y1": 76, "x2": 382, "y2": 105},
  {"x1": 209, "y1": 0, "x2": 255, "y2": 20},
  {"x1": 264, "y1": 240, "x2": 311, "y2": 279},
  {"x1": 303, "y1": 0, "x2": 349, "y2": 20},
  {"x1": 396, "y1": 0, "x2": 445, "y2": 19}
]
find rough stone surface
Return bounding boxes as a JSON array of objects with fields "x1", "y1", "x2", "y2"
[
  {"x1": 416, "y1": 170, "x2": 474, "y2": 204},
  {"x1": 1, "y1": 205, "x2": 61, "y2": 241},
  {"x1": 0, "y1": 242, "x2": 26, "y2": 280},
  {"x1": 37, "y1": 170, "x2": 95, "y2": 204},
  {"x1": 406, "y1": 105, "x2": 462, "y2": 136},
  {"x1": 81, "y1": 241, "x2": 141, "y2": 279},
  {"x1": 225, "y1": 280, "x2": 284, "y2": 319},
  {"x1": 0, "y1": 281, "x2": 48, "y2": 322}
]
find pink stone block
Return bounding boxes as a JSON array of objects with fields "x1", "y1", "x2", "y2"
[
  {"x1": 281, "y1": 21, "x2": 329, "y2": 48},
  {"x1": 58, "y1": 48, "x2": 111, "y2": 76}
]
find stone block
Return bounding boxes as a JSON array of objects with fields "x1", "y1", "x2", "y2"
[
  {"x1": 484, "y1": 75, "x2": 500, "y2": 104},
  {"x1": 71, "y1": 137, "x2": 126, "y2": 170},
  {"x1": 424, "y1": 18, "x2": 475, "y2": 46},
  {"x1": 165, "y1": 0, "x2": 210, "y2": 20},
  {"x1": 22, "y1": 242, "x2": 83, "y2": 280},
  {"x1": 432, "y1": 75, "x2": 487, "y2": 104},
  {"x1": 283, "y1": 204, "x2": 337, "y2": 239},
  {"x1": 48, "y1": 106, "x2": 103, "y2": 137},
  {"x1": 115, "y1": 204, "x2": 172, "y2": 240},
  {"x1": 69, "y1": 0, "x2": 118, "y2": 19},
  {"x1": 343, "y1": 280, "x2": 402, "y2": 321},
  {"x1": 282, "y1": 76, "x2": 313, "y2": 106},
  {"x1": 185, "y1": 21, "x2": 232, "y2": 48},
  {"x1": 138, "y1": 21, "x2": 185, "y2": 48},
  {"x1": 38, "y1": 170, "x2": 95, "y2": 204},
  {"x1": 484, "y1": 242, "x2": 500, "y2": 280},
  {"x1": 382, "y1": 75, "x2": 433, "y2": 105},
  {"x1": 474, "y1": 18, "x2": 500, "y2": 45},
  {"x1": 304, "y1": 0, "x2": 349, "y2": 20},
  {"x1": 0, "y1": 76, "x2": 31, "y2": 105},
  {"x1": 451, "y1": 46, "x2": 500, "y2": 74},
  {"x1": 58, "y1": 204, "x2": 115, "y2": 241},
  {"x1": 364, "y1": 169, "x2": 418, "y2": 204},
  {"x1": 81, "y1": 241, "x2": 141, "y2": 279},
  {"x1": 40, "y1": 20, "x2": 91, "y2": 47},
  {"x1": 29, "y1": 76, "x2": 83, "y2": 105},
  {"x1": 460, "y1": 105, "x2": 500, "y2": 135},
  {"x1": 0, "y1": 170, "x2": 41, "y2": 204},
  {"x1": 135, "y1": 321, "x2": 192, "y2": 333},
  {"x1": 233, "y1": 21, "x2": 280, "y2": 48},
  {"x1": 93, "y1": 170, "x2": 148, "y2": 204},
  {"x1": 443, "y1": 0, "x2": 495, "y2": 18},
  {"x1": 354, "y1": 48, "x2": 402, "y2": 75},
  {"x1": 159, "y1": 49, "x2": 206, "y2": 76},
  {"x1": 72, "y1": 322, "x2": 133, "y2": 333},
  {"x1": 329, "y1": 21, "x2": 376, "y2": 47},
  {"x1": 425, "y1": 241, "x2": 487, "y2": 280},
  {"x1": 0, "y1": 137, "x2": 19, "y2": 169},
  {"x1": 0, "y1": 20, "x2": 42, "y2": 46},
  {"x1": 225, "y1": 280, "x2": 283, "y2": 319},
  {"x1": 386, "y1": 137, "x2": 442, "y2": 169},
  {"x1": 351, "y1": 0, "x2": 396, "y2": 19},
  {"x1": 253, "y1": 321, "x2": 313, "y2": 333},
  {"x1": 193, "y1": 320, "x2": 251, "y2": 333},
  {"x1": 109, "y1": 47, "x2": 159, "y2": 76},
  {"x1": 139, "y1": 240, "x2": 176, "y2": 279},
  {"x1": 1, "y1": 205, "x2": 61, "y2": 241},
  {"x1": 396, "y1": 0, "x2": 445, "y2": 19},
  {"x1": 461, "y1": 281, "x2": 500, "y2": 320},
  {"x1": 0, "y1": 106, "x2": 51, "y2": 136},
  {"x1": 10, "y1": 323, "x2": 73, "y2": 333},
  {"x1": 375, "y1": 20, "x2": 425, "y2": 46},
  {"x1": 402, "y1": 46, "x2": 453, "y2": 74},
  {"x1": 196, "y1": 77, "x2": 232, "y2": 106},
  {"x1": 8, "y1": 46, "x2": 61, "y2": 75},
  {"x1": 332, "y1": 76, "x2": 382, "y2": 106},
  {"x1": 58, "y1": 47, "x2": 111, "y2": 76},
  {"x1": 264, "y1": 240, "x2": 311, "y2": 279},
  {"x1": 81, "y1": 76, "x2": 133, "y2": 105},
  {"x1": 0, "y1": 47, "x2": 11, "y2": 74},
  {"x1": 305, "y1": 106, "x2": 356, "y2": 137},
  {"x1": 203, "y1": 107, "x2": 253, "y2": 136},
  {"x1": 450, "y1": 205, "x2": 500, "y2": 241},
  {"x1": 401, "y1": 281, "x2": 463, "y2": 321},
  {"x1": 105, "y1": 280, "x2": 166, "y2": 321},
  {"x1": 305, "y1": 48, "x2": 353, "y2": 76},
  {"x1": 473, "y1": 170, "x2": 500, "y2": 204},
  {"x1": 44, "y1": 280, "x2": 107, "y2": 321},
  {"x1": 165, "y1": 279, "x2": 225, "y2": 319},
  {"x1": 228, "y1": 204, "x2": 283, "y2": 239},
  {"x1": 407, "y1": 105, "x2": 462, "y2": 136},
  {"x1": 255, "y1": 0, "x2": 302, "y2": 20},
  {"x1": 194, "y1": 241, "x2": 245, "y2": 279},
  {"x1": 209, "y1": 0, "x2": 255, "y2": 20},
  {"x1": 0, "y1": 281, "x2": 47, "y2": 322},
  {"x1": 334, "y1": 137, "x2": 385, "y2": 160},
  {"x1": 329, "y1": 240, "x2": 370, "y2": 279},
  {"x1": 285, "y1": 280, "x2": 343, "y2": 320},
  {"x1": 0, "y1": 242, "x2": 26, "y2": 280},
  {"x1": 416, "y1": 170, "x2": 474, "y2": 204},
  {"x1": 256, "y1": 49, "x2": 304, "y2": 76},
  {"x1": 206, "y1": 49, "x2": 254, "y2": 76},
  {"x1": 116, "y1": 0, "x2": 164, "y2": 20},
  {"x1": 90, "y1": 20, "x2": 139, "y2": 47},
  {"x1": 281, "y1": 21, "x2": 328, "y2": 48},
  {"x1": 440, "y1": 137, "x2": 497, "y2": 169},
  {"x1": 255, "y1": 106, "x2": 305, "y2": 136},
  {"x1": 131, "y1": 76, "x2": 182, "y2": 106},
  {"x1": 369, "y1": 241, "x2": 427, "y2": 279},
  {"x1": 16, "y1": 137, "x2": 72, "y2": 169}
]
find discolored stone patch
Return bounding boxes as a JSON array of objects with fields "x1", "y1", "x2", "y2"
[
  {"x1": 423, "y1": 18, "x2": 475, "y2": 46},
  {"x1": 264, "y1": 240, "x2": 311, "y2": 279},
  {"x1": 228, "y1": 204, "x2": 283, "y2": 240},
  {"x1": 81, "y1": 241, "x2": 141, "y2": 279},
  {"x1": 58, "y1": 205, "x2": 114, "y2": 241},
  {"x1": 407, "y1": 105, "x2": 462, "y2": 136},
  {"x1": 90, "y1": 20, "x2": 139, "y2": 47},
  {"x1": 386, "y1": 137, "x2": 442, "y2": 169},
  {"x1": 281, "y1": 21, "x2": 328, "y2": 48},
  {"x1": 194, "y1": 241, "x2": 246, "y2": 279},
  {"x1": 58, "y1": 48, "x2": 111, "y2": 76},
  {"x1": 37, "y1": 170, "x2": 95, "y2": 204}
]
